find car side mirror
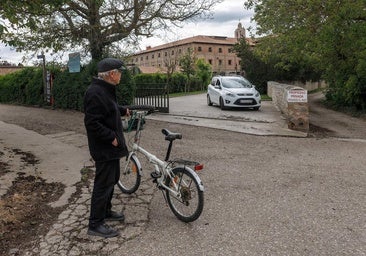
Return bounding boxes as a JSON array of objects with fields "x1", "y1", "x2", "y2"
[{"x1": 214, "y1": 85, "x2": 221, "y2": 89}]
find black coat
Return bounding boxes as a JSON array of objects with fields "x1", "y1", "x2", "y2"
[{"x1": 84, "y1": 77, "x2": 128, "y2": 162}]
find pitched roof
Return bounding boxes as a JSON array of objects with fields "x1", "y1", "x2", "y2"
[{"x1": 138, "y1": 35, "x2": 241, "y2": 54}]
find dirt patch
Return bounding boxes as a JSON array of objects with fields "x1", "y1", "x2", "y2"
[
  {"x1": 11, "y1": 149, "x2": 40, "y2": 166},
  {"x1": 308, "y1": 92, "x2": 366, "y2": 139},
  {"x1": 0, "y1": 149, "x2": 68, "y2": 255},
  {"x1": 308, "y1": 123, "x2": 335, "y2": 138},
  {"x1": 0, "y1": 145, "x2": 92, "y2": 255},
  {"x1": 0, "y1": 173, "x2": 65, "y2": 255},
  {"x1": 0, "y1": 150, "x2": 10, "y2": 175}
]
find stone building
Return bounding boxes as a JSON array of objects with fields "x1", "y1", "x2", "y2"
[
  {"x1": 0, "y1": 66, "x2": 23, "y2": 76},
  {"x1": 129, "y1": 22, "x2": 254, "y2": 75}
]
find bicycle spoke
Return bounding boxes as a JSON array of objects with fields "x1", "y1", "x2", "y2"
[
  {"x1": 165, "y1": 167, "x2": 204, "y2": 222},
  {"x1": 117, "y1": 155, "x2": 141, "y2": 194}
]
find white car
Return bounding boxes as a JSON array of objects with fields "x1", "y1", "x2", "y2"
[{"x1": 207, "y1": 76, "x2": 261, "y2": 110}]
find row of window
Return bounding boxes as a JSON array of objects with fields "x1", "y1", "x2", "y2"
[
  {"x1": 133, "y1": 45, "x2": 234, "y2": 63},
  {"x1": 208, "y1": 59, "x2": 238, "y2": 66},
  {"x1": 197, "y1": 46, "x2": 234, "y2": 53},
  {"x1": 137, "y1": 49, "x2": 182, "y2": 61},
  {"x1": 138, "y1": 59, "x2": 240, "y2": 66}
]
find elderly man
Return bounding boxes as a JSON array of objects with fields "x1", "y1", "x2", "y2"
[{"x1": 84, "y1": 58, "x2": 129, "y2": 238}]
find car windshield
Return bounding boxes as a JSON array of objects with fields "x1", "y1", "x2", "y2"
[{"x1": 221, "y1": 77, "x2": 252, "y2": 88}]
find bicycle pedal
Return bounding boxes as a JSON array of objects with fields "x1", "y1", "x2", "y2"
[{"x1": 150, "y1": 171, "x2": 162, "y2": 179}]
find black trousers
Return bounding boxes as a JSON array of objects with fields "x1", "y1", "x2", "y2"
[{"x1": 89, "y1": 159, "x2": 120, "y2": 228}]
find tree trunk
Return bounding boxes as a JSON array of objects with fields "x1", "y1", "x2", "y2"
[{"x1": 90, "y1": 44, "x2": 103, "y2": 61}]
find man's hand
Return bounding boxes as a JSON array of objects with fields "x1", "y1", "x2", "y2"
[
  {"x1": 125, "y1": 108, "x2": 130, "y2": 117},
  {"x1": 112, "y1": 138, "x2": 118, "y2": 147}
]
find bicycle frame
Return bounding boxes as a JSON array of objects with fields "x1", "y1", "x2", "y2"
[
  {"x1": 124, "y1": 110, "x2": 204, "y2": 195},
  {"x1": 120, "y1": 108, "x2": 205, "y2": 222}
]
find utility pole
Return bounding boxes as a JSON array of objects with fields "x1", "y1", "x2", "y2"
[{"x1": 37, "y1": 51, "x2": 46, "y2": 101}]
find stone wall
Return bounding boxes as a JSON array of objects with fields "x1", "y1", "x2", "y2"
[
  {"x1": 0, "y1": 66, "x2": 23, "y2": 76},
  {"x1": 290, "y1": 80, "x2": 327, "y2": 91},
  {"x1": 267, "y1": 81, "x2": 309, "y2": 133}
]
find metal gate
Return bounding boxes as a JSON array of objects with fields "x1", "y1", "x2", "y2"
[{"x1": 133, "y1": 83, "x2": 169, "y2": 113}]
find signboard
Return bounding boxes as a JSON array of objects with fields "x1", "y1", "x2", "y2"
[
  {"x1": 287, "y1": 89, "x2": 307, "y2": 102},
  {"x1": 68, "y1": 52, "x2": 81, "y2": 73}
]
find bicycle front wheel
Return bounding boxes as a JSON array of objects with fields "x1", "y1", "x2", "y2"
[
  {"x1": 118, "y1": 155, "x2": 141, "y2": 194},
  {"x1": 165, "y1": 167, "x2": 204, "y2": 222}
]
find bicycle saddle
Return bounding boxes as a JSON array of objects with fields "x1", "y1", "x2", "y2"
[{"x1": 162, "y1": 128, "x2": 182, "y2": 141}]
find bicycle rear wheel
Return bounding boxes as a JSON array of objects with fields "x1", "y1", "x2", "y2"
[
  {"x1": 118, "y1": 155, "x2": 141, "y2": 194},
  {"x1": 165, "y1": 167, "x2": 204, "y2": 222}
]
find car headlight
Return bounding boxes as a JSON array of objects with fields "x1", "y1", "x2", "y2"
[
  {"x1": 225, "y1": 92, "x2": 235, "y2": 97},
  {"x1": 255, "y1": 92, "x2": 260, "y2": 97}
]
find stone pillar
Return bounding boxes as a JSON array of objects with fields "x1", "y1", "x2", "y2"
[
  {"x1": 287, "y1": 102, "x2": 309, "y2": 132},
  {"x1": 286, "y1": 88, "x2": 309, "y2": 132}
]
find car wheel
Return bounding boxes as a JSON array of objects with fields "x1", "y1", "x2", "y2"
[
  {"x1": 219, "y1": 97, "x2": 227, "y2": 110},
  {"x1": 253, "y1": 106, "x2": 260, "y2": 111},
  {"x1": 207, "y1": 94, "x2": 213, "y2": 106}
]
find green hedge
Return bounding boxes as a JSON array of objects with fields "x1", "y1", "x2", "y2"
[
  {"x1": 133, "y1": 72, "x2": 205, "y2": 93},
  {"x1": 0, "y1": 67, "x2": 44, "y2": 105},
  {"x1": 0, "y1": 66, "x2": 208, "y2": 111},
  {"x1": 0, "y1": 63, "x2": 135, "y2": 111}
]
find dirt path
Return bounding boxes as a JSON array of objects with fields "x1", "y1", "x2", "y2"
[{"x1": 308, "y1": 92, "x2": 366, "y2": 139}]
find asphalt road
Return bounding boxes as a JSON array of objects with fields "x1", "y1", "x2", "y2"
[
  {"x1": 113, "y1": 94, "x2": 366, "y2": 256},
  {"x1": 0, "y1": 93, "x2": 365, "y2": 255},
  {"x1": 117, "y1": 123, "x2": 366, "y2": 256}
]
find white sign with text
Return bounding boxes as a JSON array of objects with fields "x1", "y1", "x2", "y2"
[{"x1": 287, "y1": 89, "x2": 307, "y2": 102}]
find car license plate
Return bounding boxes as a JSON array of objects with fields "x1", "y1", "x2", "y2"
[{"x1": 240, "y1": 99, "x2": 252, "y2": 103}]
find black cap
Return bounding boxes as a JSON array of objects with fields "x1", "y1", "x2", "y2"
[{"x1": 97, "y1": 58, "x2": 126, "y2": 73}]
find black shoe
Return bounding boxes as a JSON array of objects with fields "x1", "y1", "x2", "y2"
[
  {"x1": 87, "y1": 223, "x2": 119, "y2": 238},
  {"x1": 106, "y1": 210, "x2": 125, "y2": 222}
]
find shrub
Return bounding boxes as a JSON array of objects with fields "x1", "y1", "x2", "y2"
[
  {"x1": 0, "y1": 67, "x2": 44, "y2": 105},
  {"x1": 0, "y1": 62, "x2": 135, "y2": 111}
]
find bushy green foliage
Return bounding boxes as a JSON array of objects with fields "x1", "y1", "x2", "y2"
[
  {"x1": 234, "y1": 38, "x2": 322, "y2": 95},
  {"x1": 118, "y1": 68, "x2": 135, "y2": 106},
  {"x1": 134, "y1": 73, "x2": 167, "y2": 84},
  {"x1": 195, "y1": 59, "x2": 212, "y2": 90},
  {"x1": 234, "y1": 40, "x2": 272, "y2": 94},
  {"x1": 245, "y1": 0, "x2": 366, "y2": 111},
  {"x1": 52, "y1": 69, "x2": 87, "y2": 110},
  {"x1": 169, "y1": 73, "x2": 188, "y2": 93},
  {"x1": 0, "y1": 67, "x2": 43, "y2": 105},
  {"x1": 0, "y1": 62, "x2": 135, "y2": 110},
  {"x1": 0, "y1": 61, "x2": 209, "y2": 110},
  {"x1": 53, "y1": 61, "x2": 135, "y2": 110}
]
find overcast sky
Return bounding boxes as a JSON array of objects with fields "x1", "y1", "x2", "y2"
[
  {"x1": 0, "y1": 0, "x2": 255, "y2": 65},
  {"x1": 139, "y1": 0, "x2": 255, "y2": 49}
]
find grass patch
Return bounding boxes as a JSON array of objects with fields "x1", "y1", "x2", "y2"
[
  {"x1": 261, "y1": 94, "x2": 271, "y2": 101},
  {"x1": 308, "y1": 87, "x2": 325, "y2": 94}
]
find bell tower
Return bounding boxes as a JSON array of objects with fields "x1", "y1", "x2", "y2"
[{"x1": 235, "y1": 21, "x2": 246, "y2": 40}]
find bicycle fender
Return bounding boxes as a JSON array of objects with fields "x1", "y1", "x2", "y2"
[
  {"x1": 180, "y1": 166, "x2": 205, "y2": 192},
  {"x1": 128, "y1": 152, "x2": 143, "y2": 176}
]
